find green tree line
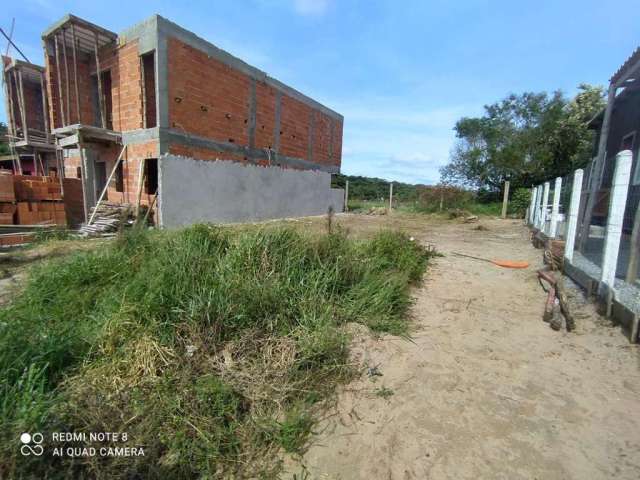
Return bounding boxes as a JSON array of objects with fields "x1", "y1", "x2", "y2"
[{"x1": 440, "y1": 84, "x2": 605, "y2": 192}]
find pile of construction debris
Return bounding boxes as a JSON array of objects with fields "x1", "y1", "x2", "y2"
[{"x1": 79, "y1": 203, "x2": 147, "y2": 237}]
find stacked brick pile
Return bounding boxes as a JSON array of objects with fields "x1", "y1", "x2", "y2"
[
  {"x1": 0, "y1": 172, "x2": 67, "y2": 225},
  {"x1": 0, "y1": 172, "x2": 16, "y2": 225}
]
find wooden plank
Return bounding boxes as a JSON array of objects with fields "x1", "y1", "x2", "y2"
[
  {"x1": 71, "y1": 23, "x2": 81, "y2": 124},
  {"x1": 94, "y1": 32, "x2": 106, "y2": 129},
  {"x1": 77, "y1": 135, "x2": 89, "y2": 223},
  {"x1": 16, "y1": 70, "x2": 30, "y2": 146},
  {"x1": 54, "y1": 33, "x2": 66, "y2": 126},
  {"x1": 4, "y1": 68, "x2": 17, "y2": 141},
  {"x1": 39, "y1": 71, "x2": 50, "y2": 143},
  {"x1": 135, "y1": 158, "x2": 146, "y2": 218},
  {"x1": 62, "y1": 28, "x2": 71, "y2": 126},
  {"x1": 88, "y1": 145, "x2": 127, "y2": 225},
  {"x1": 57, "y1": 134, "x2": 80, "y2": 148}
]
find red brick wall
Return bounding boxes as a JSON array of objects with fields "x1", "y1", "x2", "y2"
[
  {"x1": 279, "y1": 94, "x2": 310, "y2": 160},
  {"x1": 62, "y1": 140, "x2": 158, "y2": 208},
  {"x1": 44, "y1": 46, "x2": 92, "y2": 128},
  {"x1": 166, "y1": 36, "x2": 342, "y2": 169},
  {"x1": 167, "y1": 37, "x2": 250, "y2": 145},
  {"x1": 45, "y1": 39, "x2": 144, "y2": 132},
  {"x1": 254, "y1": 81, "x2": 277, "y2": 150},
  {"x1": 22, "y1": 79, "x2": 46, "y2": 133}
]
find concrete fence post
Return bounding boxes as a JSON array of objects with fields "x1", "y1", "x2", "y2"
[
  {"x1": 549, "y1": 176, "x2": 562, "y2": 238},
  {"x1": 501, "y1": 180, "x2": 510, "y2": 219},
  {"x1": 539, "y1": 182, "x2": 550, "y2": 232},
  {"x1": 533, "y1": 185, "x2": 542, "y2": 228},
  {"x1": 564, "y1": 169, "x2": 583, "y2": 263},
  {"x1": 344, "y1": 180, "x2": 349, "y2": 212},
  {"x1": 389, "y1": 183, "x2": 393, "y2": 210},
  {"x1": 600, "y1": 150, "x2": 633, "y2": 293},
  {"x1": 528, "y1": 186, "x2": 537, "y2": 225}
]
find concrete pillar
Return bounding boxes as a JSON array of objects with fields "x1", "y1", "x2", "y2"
[
  {"x1": 564, "y1": 169, "x2": 583, "y2": 263},
  {"x1": 533, "y1": 185, "x2": 542, "y2": 227},
  {"x1": 344, "y1": 180, "x2": 349, "y2": 212},
  {"x1": 600, "y1": 150, "x2": 633, "y2": 292},
  {"x1": 539, "y1": 182, "x2": 550, "y2": 232},
  {"x1": 527, "y1": 187, "x2": 537, "y2": 225},
  {"x1": 549, "y1": 177, "x2": 562, "y2": 238}
]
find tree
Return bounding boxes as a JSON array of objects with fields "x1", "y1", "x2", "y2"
[{"x1": 440, "y1": 85, "x2": 605, "y2": 191}]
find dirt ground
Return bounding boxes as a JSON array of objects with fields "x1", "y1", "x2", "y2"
[{"x1": 285, "y1": 214, "x2": 640, "y2": 479}]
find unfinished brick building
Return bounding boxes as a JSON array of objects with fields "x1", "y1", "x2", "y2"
[
  {"x1": 28, "y1": 13, "x2": 344, "y2": 226},
  {"x1": 2, "y1": 57, "x2": 56, "y2": 175}
]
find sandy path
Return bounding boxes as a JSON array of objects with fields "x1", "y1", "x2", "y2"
[{"x1": 287, "y1": 218, "x2": 640, "y2": 479}]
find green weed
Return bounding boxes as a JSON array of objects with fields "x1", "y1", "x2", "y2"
[{"x1": 0, "y1": 225, "x2": 434, "y2": 478}]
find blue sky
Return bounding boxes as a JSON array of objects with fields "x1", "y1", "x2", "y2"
[{"x1": 1, "y1": 0, "x2": 638, "y2": 184}]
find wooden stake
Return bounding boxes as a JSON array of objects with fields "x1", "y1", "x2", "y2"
[
  {"x1": 4, "y1": 68, "x2": 17, "y2": 141},
  {"x1": 501, "y1": 180, "x2": 510, "y2": 218},
  {"x1": 94, "y1": 33, "x2": 106, "y2": 129},
  {"x1": 78, "y1": 136, "x2": 90, "y2": 222},
  {"x1": 39, "y1": 71, "x2": 50, "y2": 143},
  {"x1": 54, "y1": 34, "x2": 66, "y2": 126},
  {"x1": 142, "y1": 190, "x2": 158, "y2": 226},
  {"x1": 70, "y1": 23, "x2": 81, "y2": 124},
  {"x1": 88, "y1": 145, "x2": 127, "y2": 225},
  {"x1": 61, "y1": 28, "x2": 71, "y2": 126},
  {"x1": 135, "y1": 158, "x2": 146, "y2": 218},
  {"x1": 36, "y1": 150, "x2": 46, "y2": 176},
  {"x1": 16, "y1": 69, "x2": 29, "y2": 143},
  {"x1": 389, "y1": 182, "x2": 393, "y2": 210}
]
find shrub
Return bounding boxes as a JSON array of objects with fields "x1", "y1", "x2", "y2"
[{"x1": 509, "y1": 188, "x2": 531, "y2": 217}]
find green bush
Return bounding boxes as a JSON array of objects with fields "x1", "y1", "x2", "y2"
[
  {"x1": 0, "y1": 225, "x2": 434, "y2": 478},
  {"x1": 509, "y1": 188, "x2": 531, "y2": 217}
]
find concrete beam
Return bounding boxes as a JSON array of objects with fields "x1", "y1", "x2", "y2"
[{"x1": 161, "y1": 128, "x2": 339, "y2": 173}]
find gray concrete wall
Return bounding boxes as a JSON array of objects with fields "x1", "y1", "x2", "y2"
[{"x1": 158, "y1": 154, "x2": 344, "y2": 227}]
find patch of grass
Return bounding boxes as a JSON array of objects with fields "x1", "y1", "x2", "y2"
[
  {"x1": 0, "y1": 224, "x2": 434, "y2": 478},
  {"x1": 375, "y1": 386, "x2": 394, "y2": 400},
  {"x1": 407, "y1": 201, "x2": 503, "y2": 217},
  {"x1": 31, "y1": 228, "x2": 74, "y2": 243}
]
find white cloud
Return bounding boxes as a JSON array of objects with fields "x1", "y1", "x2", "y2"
[
  {"x1": 293, "y1": 0, "x2": 329, "y2": 16},
  {"x1": 332, "y1": 99, "x2": 481, "y2": 185}
]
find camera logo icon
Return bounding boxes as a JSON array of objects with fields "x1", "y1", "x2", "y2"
[{"x1": 20, "y1": 433, "x2": 44, "y2": 456}]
